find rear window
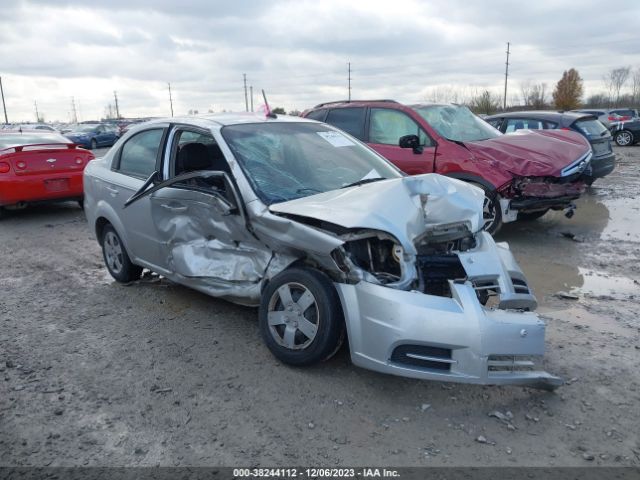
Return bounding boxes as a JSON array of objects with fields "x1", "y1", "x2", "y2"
[
  {"x1": 305, "y1": 109, "x2": 327, "y2": 122},
  {"x1": 324, "y1": 107, "x2": 366, "y2": 140},
  {"x1": 0, "y1": 132, "x2": 71, "y2": 149},
  {"x1": 574, "y1": 119, "x2": 609, "y2": 137}
]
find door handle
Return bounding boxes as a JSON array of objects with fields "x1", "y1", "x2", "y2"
[
  {"x1": 105, "y1": 186, "x2": 119, "y2": 195},
  {"x1": 160, "y1": 204, "x2": 188, "y2": 212}
]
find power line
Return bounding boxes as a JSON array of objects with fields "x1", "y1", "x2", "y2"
[
  {"x1": 168, "y1": 82, "x2": 174, "y2": 117},
  {"x1": 348, "y1": 62, "x2": 352, "y2": 101},
  {"x1": 503, "y1": 42, "x2": 510, "y2": 110},
  {"x1": 243, "y1": 73, "x2": 248, "y2": 112},
  {"x1": 0, "y1": 76, "x2": 8, "y2": 124},
  {"x1": 114, "y1": 91, "x2": 120, "y2": 119}
]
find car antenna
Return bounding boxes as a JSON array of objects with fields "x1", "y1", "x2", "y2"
[{"x1": 262, "y1": 90, "x2": 277, "y2": 119}]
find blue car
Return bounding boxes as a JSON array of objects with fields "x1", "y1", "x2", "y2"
[{"x1": 64, "y1": 123, "x2": 119, "y2": 150}]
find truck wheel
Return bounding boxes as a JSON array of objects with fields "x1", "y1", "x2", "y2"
[{"x1": 259, "y1": 267, "x2": 345, "y2": 366}]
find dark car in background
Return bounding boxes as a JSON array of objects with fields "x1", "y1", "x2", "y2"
[
  {"x1": 485, "y1": 111, "x2": 615, "y2": 183},
  {"x1": 608, "y1": 117, "x2": 640, "y2": 147},
  {"x1": 64, "y1": 123, "x2": 119, "y2": 150},
  {"x1": 303, "y1": 100, "x2": 592, "y2": 233}
]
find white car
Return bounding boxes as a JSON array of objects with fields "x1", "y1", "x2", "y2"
[{"x1": 83, "y1": 112, "x2": 562, "y2": 389}]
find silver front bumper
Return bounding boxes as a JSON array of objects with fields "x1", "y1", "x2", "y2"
[{"x1": 335, "y1": 280, "x2": 562, "y2": 390}]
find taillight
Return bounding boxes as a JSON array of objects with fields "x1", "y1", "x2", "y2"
[
  {"x1": 560, "y1": 127, "x2": 571, "y2": 131},
  {"x1": 0, "y1": 162, "x2": 10, "y2": 173}
]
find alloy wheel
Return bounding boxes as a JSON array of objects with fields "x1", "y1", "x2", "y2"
[
  {"x1": 267, "y1": 282, "x2": 319, "y2": 350},
  {"x1": 104, "y1": 231, "x2": 124, "y2": 274}
]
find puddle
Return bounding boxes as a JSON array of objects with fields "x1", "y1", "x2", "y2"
[
  {"x1": 572, "y1": 268, "x2": 639, "y2": 300},
  {"x1": 540, "y1": 306, "x2": 631, "y2": 336}
]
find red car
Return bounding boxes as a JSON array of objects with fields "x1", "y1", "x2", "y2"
[
  {"x1": 303, "y1": 101, "x2": 592, "y2": 233},
  {"x1": 0, "y1": 130, "x2": 95, "y2": 217}
]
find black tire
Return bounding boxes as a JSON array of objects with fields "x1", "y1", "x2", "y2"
[
  {"x1": 0, "y1": 207, "x2": 5, "y2": 219},
  {"x1": 468, "y1": 183, "x2": 502, "y2": 235},
  {"x1": 259, "y1": 267, "x2": 345, "y2": 366},
  {"x1": 101, "y1": 224, "x2": 143, "y2": 283},
  {"x1": 613, "y1": 130, "x2": 633, "y2": 147},
  {"x1": 77, "y1": 197, "x2": 84, "y2": 210},
  {"x1": 517, "y1": 209, "x2": 549, "y2": 221},
  {"x1": 90, "y1": 138, "x2": 98, "y2": 150}
]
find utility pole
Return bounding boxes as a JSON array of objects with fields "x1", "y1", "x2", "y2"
[
  {"x1": 168, "y1": 82, "x2": 174, "y2": 117},
  {"x1": 34, "y1": 100, "x2": 40, "y2": 122},
  {"x1": 250, "y1": 86, "x2": 254, "y2": 112},
  {"x1": 113, "y1": 91, "x2": 120, "y2": 119},
  {"x1": 0, "y1": 76, "x2": 8, "y2": 124},
  {"x1": 348, "y1": 62, "x2": 352, "y2": 101},
  {"x1": 243, "y1": 74, "x2": 248, "y2": 112},
  {"x1": 503, "y1": 42, "x2": 510, "y2": 111},
  {"x1": 71, "y1": 97, "x2": 78, "y2": 123}
]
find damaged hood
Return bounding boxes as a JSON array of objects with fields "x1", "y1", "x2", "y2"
[
  {"x1": 465, "y1": 129, "x2": 591, "y2": 177},
  {"x1": 268, "y1": 174, "x2": 484, "y2": 254}
]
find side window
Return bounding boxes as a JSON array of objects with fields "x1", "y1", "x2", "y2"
[
  {"x1": 305, "y1": 109, "x2": 327, "y2": 122},
  {"x1": 117, "y1": 129, "x2": 164, "y2": 178},
  {"x1": 486, "y1": 118, "x2": 503, "y2": 129},
  {"x1": 544, "y1": 121, "x2": 558, "y2": 129},
  {"x1": 504, "y1": 118, "x2": 544, "y2": 133},
  {"x1": 172, "y1": 129, "x2": 229, "y2": 193},
  {"x1": 369, "y1": 108, "x2": 433, "y2": 147},
  {"x1": 324, "y1": 107, "x2": 366, "y2": 140}
]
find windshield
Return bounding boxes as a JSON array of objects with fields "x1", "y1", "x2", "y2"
[
  {"x1": 414, "y1": 104, "x2": 502, "y2": 142},
  {"x1": 73, "y1": 125, "x2": 99, "y2": 133},
  {"x1": 222, "y1": 122, "x2": 402, "y2": 205},
  {"x1": 0, "y1": 132, "x2": 71, "y2": 149},
  {"x1": 574, "y1": 118, "x2": 609, "y2": 137}
]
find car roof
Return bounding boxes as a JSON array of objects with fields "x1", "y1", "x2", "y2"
[
  {"x1": 141, "y1": 112, "x2": 320, "y2": 128},
  {"x1": 0, "y1": 130, "x2": 72, "y2": 149},
  {"x1": 486, "y1": 110, "x2": 596, "y2": 124}
]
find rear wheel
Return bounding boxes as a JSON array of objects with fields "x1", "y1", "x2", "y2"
[
  {"x1": 259, "y1": 267, "x2": 345, "y2": 366},
  {"x1": 614, "y1": 130, "x2": 633, "y2": 146},
  {"x1": 101, "y1": 224, "x2": 142, "y2": 283}
]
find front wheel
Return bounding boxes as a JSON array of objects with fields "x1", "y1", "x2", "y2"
[
  {"x1": 101, "y1": 224, "x2": 142, "y2": 283},
  {"x1": 469, "y1": 183, "x2": 502, "y2": 235},
  {"x1": 259, "y1": 267, "x2": 345, "y2": 366},
  {"x1": 90, "y1": 138, "x2": 98, "y2": 150},
  {"x1": 614, "y1": 130, "x2": 633, "y2": 147}
]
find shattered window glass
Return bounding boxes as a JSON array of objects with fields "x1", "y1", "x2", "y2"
[{"x1": 222, "y1": 122, "x2": 401, "y2": 205}]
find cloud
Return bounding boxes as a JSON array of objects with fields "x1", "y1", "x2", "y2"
[{"x1": 1, "y1": 0, "x2": 639, "y2": 121}]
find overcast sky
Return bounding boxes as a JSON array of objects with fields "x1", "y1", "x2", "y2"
[{"x1": 1, "y1": 0, "x2": 639, "y2": 122}]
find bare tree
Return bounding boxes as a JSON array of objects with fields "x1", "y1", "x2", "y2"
[
  {"x1": 469, "y1": 90, "x2": 500, "y2": 115},
  {"x1": 603, "y1": 66, "x2": 631, "y2": 107},
  {"x1": 553, "y1": 69, "x2": 583, "y2": 110},
  {"x1": 632, "y1": 67, "x2": 640, "y2": 107}
]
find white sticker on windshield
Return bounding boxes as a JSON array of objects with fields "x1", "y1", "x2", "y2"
[{"x1": 316, "y1": 131, "x2": 355, "y2": 147}]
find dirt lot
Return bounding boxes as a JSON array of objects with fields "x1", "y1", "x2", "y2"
[{"x1": 1, "y1": 146, "x2": 639, "y2": 467}]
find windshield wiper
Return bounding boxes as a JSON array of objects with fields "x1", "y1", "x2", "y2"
[{"x1": 340, "y1": 177, "x2": 386, "y2": 189}]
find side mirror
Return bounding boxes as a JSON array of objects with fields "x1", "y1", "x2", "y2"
[{"x1": 399, "y1": 134, "x2": 423, "y2": 154}]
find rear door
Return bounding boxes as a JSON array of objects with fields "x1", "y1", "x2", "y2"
[
  {"x1": 367, "y1": 107, "x2": 436, "y2": 174},
  {"x1": 101, "y1": 126, "x2": 168, "y2": 269}
]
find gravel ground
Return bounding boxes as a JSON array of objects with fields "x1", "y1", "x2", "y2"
[{"x1": 1, "y1": 146, "x2": 639, "y2": 467}]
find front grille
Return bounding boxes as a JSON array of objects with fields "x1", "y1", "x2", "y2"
[
  {"x1": 416, "y1": 254, "x2": 466, "y2": 297},
  {"x1": 488, "y1": 355, "x2": 538, "y2": 372},
  {"x1": 511, "y1": 278, "x2": 530, "y2": 294},
  {"x1": 391, "y1": 345, "x2": 453, "y2": 371}
]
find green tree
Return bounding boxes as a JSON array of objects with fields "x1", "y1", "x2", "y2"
[
  {"x1": 469, "y1": 90, "x2": 500, "y2": 115},
  {"x1": 553, "y1": 69, "x2": 583, "y2": 110}
]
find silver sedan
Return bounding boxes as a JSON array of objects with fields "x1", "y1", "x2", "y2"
[{"x1": 83, "y1": 113, "x2": 562, "y2": 389}]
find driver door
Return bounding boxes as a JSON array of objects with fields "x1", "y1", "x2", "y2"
[{"x1": 128, "y1": 128, "x2": 267, "y2": 285}]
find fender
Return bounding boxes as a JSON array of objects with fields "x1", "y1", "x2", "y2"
[
  {"x1": 92, "y1": 199, "x2": 134, "y2": 257},
  {"x1": 443, "y1": 172, "x2": 499, "y2": 192}
]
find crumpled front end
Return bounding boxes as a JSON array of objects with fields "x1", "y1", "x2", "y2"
[{"x1": 335, "y1": 232, "x2": 562, "y2": 389}]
